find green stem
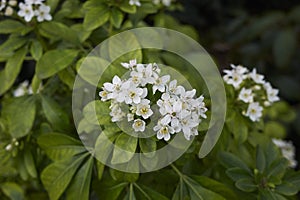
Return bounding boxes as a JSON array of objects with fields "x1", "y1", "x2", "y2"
[
  {"x1": 133, "y1": 183, "x2": 151, "y2": 200},
  {"x1": 171, "y1": 164, "x2": 183, "y2": 177}
]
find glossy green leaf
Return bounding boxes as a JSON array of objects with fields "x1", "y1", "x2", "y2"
[
  {"x1": 38, "y1": 21, "x2": 80, "y2": 44},
  {"x1": 191, "y1": 176, "x2": 239, "y2": 200},
  {"x1": 219, "y1": 152, "x2": 251, "y2": 172},
  {"x1": 120, "y1": 1, "x2": 136, "y2": 14},
  {"x1": 36, "y1": 49, "x2": 78, "y2": 79},
  {"x1": 138, "y1": 184, "x2": 169, "y2": 200},
  {"x1": 172, "y1": 178, "x2": 189, "y2": 200},
  {"x1": 226, "y1": 168, "x2": 253, "y2": 182},
  {"x1": 83, "y1": 100, "x2": 111, "y2": 125},
  {"x1": 2, "y1": 96, "x2": 36, "y2": 138},
  {"x1": 24, "y1": 149, "x2": 37, "y2": 178},
  {"x1": 98, "y1": 182, "x2": 128, "y2": 200},
  {"x1": 256, "y1": 145, "x2": 266, "y2": 173},
  {"x1": 110, "y1": 8, "x2": 124, "y2": 29},
  {"x1": 0, "y1": 36, "x2": 27, "y2": 53},
  {"x1": 96, "y1": 160, "x2": 105, "y2": 180},
  {"x1": 111, "y1": 133, "x2": 138, "y2": 164},
  {"x1": 1, "y1": 182, "x2": 25, "y2": 200},
  {"x1": 37, "y1": 133, "x2": 85, "y2": 161},
  {"x1": 139, "y1": 138, "x2": 156, "y2": 157},
  {"x1": 83, "y1": 5, "x2": 110, "y2": 31},
  {"x1": 124, "y1": 184, "x2": 136, "y2": 200},
  {"x1": 41, "y1": 96, "x2": 70, "y2": 132},
  {"x1": 66, "y1": 156, "x2": 94, "y2": 200},
  {"x1": 31, "y1": 75, "x2": 42, "y2": 94},
  {"x1": 235, "y1": 178, "x2": 257, "y2": 192},
  {"x1": 30, "y1": 40, "x2": 43, "y2": 61},
  {"x1": 41, "y1": 154, "x2": 87, "y2": 200},
  {"x1": 110, "y1": 168, "x2": 139, "y2": 183},
  {"x1": 275, "y1": 181, "x2": 298, "y2": 196},
  {"x1": 0, "y1": 47, "x2": 27, "y2": 95},
  {"x1": 94, "y1": 130, "x2": 118, "y2": 163},
  {"x1": 0, "y1": 20, "x2": 27, "y2": 34}
]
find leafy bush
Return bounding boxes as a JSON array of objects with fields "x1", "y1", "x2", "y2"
[{"x1": 0, "y1": 0, "x2": 299, "y2": 199}]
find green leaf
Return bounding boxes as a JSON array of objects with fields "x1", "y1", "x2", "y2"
[
  {"x1": 138, "y1": 184, "x2": 169, "y2": 200},
  {"x1": 227, "y1": 113, "x2": 248, "y2": 143},
  {"x1": 0, "y1": 36, "x2": 27, "y2": 54},
  {"x1": 184, "y1": 176, "x2": 226, "y2": 200},
  {"x1": 96, "y1": 160, "x2": 105, "y2": 180},
  {"x1": 219, "y1": 152, "x2": 251, "y2": 172},
  {"x1": 139, "y1": 138, "x2": 156, "y2": 157},
  {"x1": 66, "y1": 156, "x2": 94, "y2": 200},
  {"x1": 111, "y1": 133, "x2": 138, "y2": 164},
  {"x1": 83, "y1": 5, "x2": 110, "y2": 31},
  {"x1": 275, "y1": 181, "x2": 298, "y2": 196},
  {"x1": 1, "y1": 182, "x2": 25, "y2": 200},
  {"x1": 191, "y1": 176, "x2": 239, "y2": 200},
  {"x1": 235, "y1": 178, "x2": 257, "y2": 192},
  {"x1": 94, "y1": 130, "x2": 118, "y2": 163},
  {"x1": 30, "y1": 40, "x2": 43, "y2": 61},
  {"x1": 41, "y1": 96, "x2": 70, "y2": 132},
  {"x1": 0, "y1": 47, "x2": 27, "y2": 95},
  {"x1": 71, "y1": 24, "x2": 92, "y2": 43},
  {"x1": 37, "y1": 133, "x2": 85, "y2": 161},
  {"x1": 38, "y1": 21, "x2": 80, "y2": 44},
  {"x1": 226, "y1": 168, "x2": 253, "y2": 182},
  {"x1": 273, "y1": 29, "x2": 297, "y2": 68},
  {"x1": 2, "y1": 96, "x2": 36, "y2": 138},
  {"x1": 267, "y1": 158, "x2": 289, "y2": 180},
  {"x1": 83, "y1": 100, "x2": 111, "y2": 125},
  {"x1": 124, "y1": 184, "x2": 136, "y2": 200},
  {"x1": 31, "y1": 75, "x2": 41, "y2": 94},
  {"x1": 110, "y1": 8, "x2": 124, "y2": 29},
  {"x1": 36, "y1": 49, "x2": 78, "y2": 79},
  {"x1": 98, "y1": 182, "x2": 128, "y2": 200},
  {"x1": 256, "y1": 145, "x2": 266, "y2": 173},
  {"x1": 24, "y1": 149, "x2": 37, "y2": 178},
  {"x1": 41, "y1": 154, "x2": 87, "y2": 200},
  {"x1": 0, "y1": 20, "x2": 27, "y2": 34},
  {"x1": 172, "y1": 179, "x2": 189, "y2": 200},
  {"x1": 57, "y1": 67, "x2": 76, "y2": 89},
  {"x1": 120, "y1": 1, "x2": 136, "y2": 14},
  {"x1": 110, "y1": 168, "x2": 139, "y2": 183}
]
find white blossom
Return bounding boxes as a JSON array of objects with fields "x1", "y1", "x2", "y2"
[
  {"x1": 264, "y1": 82, "x2": 279, "y2": 103},
  {"x1": 35, "y1": 4, "x2": 52, "y2": 22},
  {"x1": 272, "y1": 138, "x2": 297, "y2": 168},
  {"x1": 249, "y1": 68, "x2": 265, "y2": 84},
  {"x1": 154, "y1": 120, "x2": 174, "y2": 141},
  {"x1": 132, "y1": 119, "x2": 145, "y2": 132},
  {"x1": 18, "y1": 2, "x2": 35, "y2": 22},
  {"x1": 4, "y1": 6, "x2": 13, "y2": 15},
  {"x1": 136, "y1": 99, "x2": 153, "y2": 119},
  {"x1": 223, "y1": 64, "x2": 248, "y2": 89},
  {"x1": 129, "y1": 0, "x2": 141, "y2": 6},
  {"x1": 25, "y1": 0, "x2": 44, "y2": 4},
  {"x1": 0, "y1": 0, "x2": 6, "y2": 11},
  {"x1": 244, "y1": 102, "x2": 263, "y2": 122},
  {"x1": 153, "y1": 75, "x2": 170, "y2": 94},
  {"x1": 238, "y1": 87, "x2": 254, "y2": 103},
  {"x1": 121, "y1": 59, "x2": 137, "y2": 70}
]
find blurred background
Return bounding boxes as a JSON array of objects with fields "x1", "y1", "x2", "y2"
[{"x1": 173, "y1": 0, "x2": 300, "y2": 168}]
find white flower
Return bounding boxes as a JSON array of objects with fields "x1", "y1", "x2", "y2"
[
  {"x1": 238, "y1": 87, "x2": 254, "y2": 103},
  {"x1": 18, "y1": 3, "x2": 34, "y2": 22},
  {"x1": 0, "y1": 0, "x2": 6, "y2": 11},
  {"x1": 127, "y1": 113, "x2": 134, "y2": 122},
  {"x1": 103, "y1": 75, "x2": 123, "y2": 101},
  {"x1": 13, "y1": 81, "x2": 29, "y2": 97},
  {"x1": 132, "y1": 119, "x2": 146, "y2": 132},
  {"x1": 133, "y1": 63, "x2": 156, "y2": 86},
  {"x1": 99, "y1": 89, "x2": 109, "y2": 101},
  {"x1": 121, "y1": 59, "x2": 137, "y2": 69},
  {"x1": 5, "y1": 144, "x2": 13, "y2": 151},
  {"x1": 136, "y1": 99, "x2": 153, "y2": 119},
  {"x1": 264, "y1": 82, "x2": 279, "y2": 103},
  {"x1": 109, "y1": 103, "x2": 125, "y2": 122},
  {"x1": 123, "y1": 83, "x2": 144, "y2": 104},
  {"x1": 249, "y1": 68, "x2": 265, "y2": 84},
  {"x1": 244, "y1": 102, "x2": 263, "y2": 122},
  {"x1": 153, "y1": 0, "x2": 172, "y2": 6},
  {"x1": 223, "y1": 64, "x2": 248, "y2": 89},
  {"x1": 154, "y1": 121, "x2": 175, "y2": 141},
  {"x1": 272, "y1": 138, "x2": 297, "y2": 168},
  {"x1": 180, "y1": 114, "x2": 200, "y2": 140},
  {"x1": 35, "y1": 4, "x2": 52, "y2": 22},
  {"x1": 25, "y1": 0, "x2": 44, "y2": 4},
  {"x1": 153, "y1": 75, "x2": 170, "y2": 94},
  {"x1": 129, "y1": 0, "x2": 141, "y2": 6},
  {"x1": 4, "y1": 6, "x2": 13, "y2": 16},
  {"x1": 8, "y1": 0, "x2": 17, "y2": 6}
]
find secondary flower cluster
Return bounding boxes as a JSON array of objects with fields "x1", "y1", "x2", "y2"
[
  {"x1": 17, "y1": 0, "x2": 52, "y2": 22},
  {"x1": 99, "y1": 59, "x2": 207, "y2": 141},
  {"x1": 129, "y1": 0, "x2": 172, "y2": 7},
  {"x1": 223, "y1": 64, "x2": 279, "y2": 122},
  {"x1": 272, "y1": 138, "x2": 297, "y2": 168},
  {"x1": 12, "y1": 80, "x2": 42, "y2": 97},
  {"x1": 0, "y1": 0, "x2": 17, "y2": 16}
]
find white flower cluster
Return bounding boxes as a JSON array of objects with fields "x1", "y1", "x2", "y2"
[
  {"x1": 13, "y1": 80, "x2": 42, "y2": 97},
  {"x1": 0, "y1": 0, "x2": 17, "y2": 16},
  {"x1": 17, "y1": 0, "x2": 52, "y2": 22},
  {"x1": 223, "y1": 64, "x2": 279, "y2": 122},
  {"x1": 272, "y1": 138, "x2": 297, "y2": 168},
  {"x1": 99, "y1": 59, "x2": 207, "y2": 141},
  {"x1": 129, "y1": 0, "x2": 173, "y2": 7},
  {"x1": 5, "y1": 138, "x2": 19, "y2": 152}
]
